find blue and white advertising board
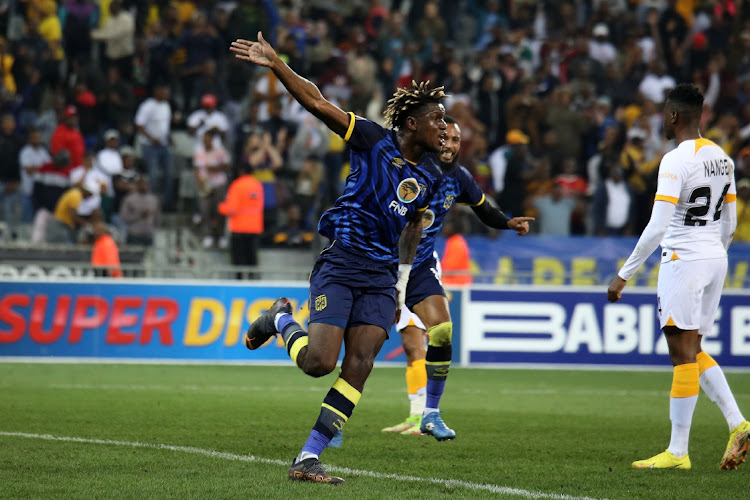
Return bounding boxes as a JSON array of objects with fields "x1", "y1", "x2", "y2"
[{"x1": 462, "y1": 286, "x2": 750, "y2": 368}]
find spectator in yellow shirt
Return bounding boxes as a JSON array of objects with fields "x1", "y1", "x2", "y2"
[
  {"x1": 46, "y1": 177, "x2": 100, "y2": 243},
  {"x1": 37, "y1": 0, "x2": 63, "y2": 61}
]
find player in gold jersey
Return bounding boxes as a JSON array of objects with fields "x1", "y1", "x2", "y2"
[{"x1": 608, "y1": 83, "x2": 749, "y2": 470}]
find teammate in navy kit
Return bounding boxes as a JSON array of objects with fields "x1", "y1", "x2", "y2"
[
  {"x1": 231, "y1": 33, "x2": 447, "y2": 484},
  {"x1": 393, "y1": 117, "x2": 534, "y2": 440}
]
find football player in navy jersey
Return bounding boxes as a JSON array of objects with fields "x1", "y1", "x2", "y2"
[
  {"x1": 231, "y1": 33, "x2": 448, "y2": 484},
  {"x1": 387, "y1": 117, "x2": 534, "y2": 440}
]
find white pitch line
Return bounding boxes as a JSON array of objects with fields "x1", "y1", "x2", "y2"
[
  {"x1": 14, "y1": 382, "x2": 750, "y2": 399},
  {"x1": 0, "y1": 431, "x2": 604, "y2": 500}
]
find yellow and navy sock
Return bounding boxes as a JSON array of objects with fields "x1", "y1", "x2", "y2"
[
  {"x1": 278, "y1": 315, "x2": 308, "y2": 368},
  {"x1": 425, "y1": 322, "x2": 452, "y2": 411},
  {"x1": 301, "y1": 377, "x2": 361, "y2": 457}
]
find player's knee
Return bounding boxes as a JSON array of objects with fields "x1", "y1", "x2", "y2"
[
  {"x1": 427, "y1": 322, "x2": 452, "y2": 347},
  {"x1": 302, "y1": 355, "x2": 337, "y2": 378}
]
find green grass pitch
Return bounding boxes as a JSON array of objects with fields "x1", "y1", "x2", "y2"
[{"x1": 1, "y1": 362, "x2": 748, "y2": 499}]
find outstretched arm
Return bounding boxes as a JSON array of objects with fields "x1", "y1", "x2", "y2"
[
  {"x1": 231, "y1": 32, "x2": 350, "y2": 137},
  {"x1": 471, "y1": 198, "x2": 534, "y2": 235}
]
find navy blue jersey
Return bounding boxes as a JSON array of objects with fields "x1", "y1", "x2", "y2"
[
  {"x1": 415, "y1": 163, "x2": 484, "y2": 265},
  {"x1": 318, "y1": 113, "x2": 442, "y2": 263}
]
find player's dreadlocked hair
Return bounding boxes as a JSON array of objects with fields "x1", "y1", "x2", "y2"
[{"x1": 383, "y1": 81, "x2": 449, "y2": 130}]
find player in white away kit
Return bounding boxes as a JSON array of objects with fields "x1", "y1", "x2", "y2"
[{"x1": 608, "y1": 84, "x2": 749, "y2": 470}]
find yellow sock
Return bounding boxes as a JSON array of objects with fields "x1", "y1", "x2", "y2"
[
  {"x1": 696, "y1": 351, "x2": 718, "y2": 375},
  {"x1": 670, "y1": 363, "x2": 699, "y2": 398},
  {"x1": 406, "y1": 359, "x2": 427, "y2": 396}
]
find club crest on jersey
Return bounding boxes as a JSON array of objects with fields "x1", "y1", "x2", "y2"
[
  {"x1": 422, "y1": 209, "x2": 435, "y2": 230},
  {"x1": 397, "y1": 178, "x2": 420, "y2": 204},
  {"x1": 443, "y1": 194, "x2": 455, "y2": 209},
  {"x1": 391, "y1": 157, "x2": 406, "y2": 168}
]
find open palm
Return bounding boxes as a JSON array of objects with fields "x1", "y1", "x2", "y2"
[{"x1": 230, "y1": 31, "x2": 276, "y2": 67}]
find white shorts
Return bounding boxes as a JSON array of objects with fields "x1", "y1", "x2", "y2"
[
  {"x1": 396, "y1": 304, "x2": 426, "y2": 333},
  {"x1": 657, "y1": 256, "x2": 727, "y2": 334}
]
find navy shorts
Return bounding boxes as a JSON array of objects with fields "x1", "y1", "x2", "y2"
[
  {"x1": 309, "y1": 241, "x2": 397, "y2": 334},
  {"x1": 405, "y1": 257, "x2": 445, "y2": 309}
]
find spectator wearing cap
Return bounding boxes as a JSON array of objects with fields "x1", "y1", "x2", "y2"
[
  {"x1": 489, "y1": 129, "x2": 527, "y2": 195},
  {"x1": 31, "y1": 144, "x2": 74, "y2": 245},
  {"x1": 94, "y1": 130, "x2": 125, "y2": 219},
  {"x1": 0, "y1": 114, "x2": 23, "y2": 240},
  {"x1": 187, "y1": 93, "x2": 229, "y2": 147},
  {"x1": 110, "y1": 145, "x2": 139, "y2": 234},
  {"x1": 119, "y1": 175, "x2": 160, "y2": 246},
  {"x1": 620, "y1": 126, "x2": 659, "y2": 233},
  {"x1": 50, "y1": 105, "x2": 85, "y2": 174},
  {"x1": 46, "y1": 176, "x2": 100, "y2": 244},
  {"x1": 489, "y1": 129, "x2": 532, "y2": 218},
  {"x1": 589, "y1": 23, "x2": 616, "y2": 66},
  {"x1": 593, "y1": 96, "x2": 618, "y2": 140},
  {"x1": 91, "y1": 0, "x2": 135, "y2": 80},
  {"x1": 135, "y1": 83, "x2": 174, "y2": 211},
  {"x1": 194, "y1": 130, "x2": 230, "y2": 249},
  {"x1": 69, "y1": 151, "x2": 106, "y2": 223}
]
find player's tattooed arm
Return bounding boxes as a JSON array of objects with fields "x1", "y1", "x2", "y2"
[
  {"x1": 398, "y1": 214, "x2": 423, "y2": 266},
  {"x1": 395, "y1": 213, "x2": 423, "y2": 310},
  {"x1": 231, "y1": 33, "x2": 350, "y2": 137}
]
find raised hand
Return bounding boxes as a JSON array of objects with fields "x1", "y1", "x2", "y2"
[
  {"x1": 230, "y1": 32, "x2": 277, "y2": 67},
  {"x1": 508, "y1": 216, "x2": 535, "y2": 235}
]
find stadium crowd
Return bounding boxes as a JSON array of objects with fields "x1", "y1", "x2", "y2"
[{"x1": 1, "y1": 0, "x2": 750, "y2": 254}]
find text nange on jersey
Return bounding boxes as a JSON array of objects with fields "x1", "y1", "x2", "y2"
[{"x1": 655, "y1": 138, "x2": 736, "y2": 261}]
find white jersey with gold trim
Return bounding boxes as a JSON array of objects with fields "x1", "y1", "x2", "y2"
[{"x1": 654, "y1": 138, "x2": 736, "y2": 261}]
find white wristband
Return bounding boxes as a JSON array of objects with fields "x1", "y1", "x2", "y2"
[
  {"x1": 398, "y1": 264, "x2": 413, "y2": 279},
  {"x1": 396, "y1": 264, "x2": 412, "y2": 309}
]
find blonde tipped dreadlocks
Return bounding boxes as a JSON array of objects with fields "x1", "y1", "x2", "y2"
[{"x1": 383, "y1": 80, "x2": 449, "y2": 130}]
